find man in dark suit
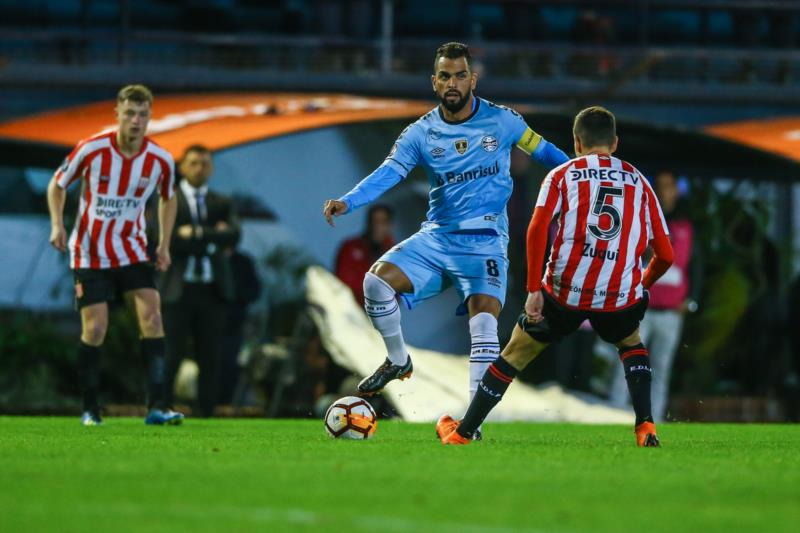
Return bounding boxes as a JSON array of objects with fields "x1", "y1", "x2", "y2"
[{"x1": 162, "y1": 144, "x2": 240, "y2": 417}]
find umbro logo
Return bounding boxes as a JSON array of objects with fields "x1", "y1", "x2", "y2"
[{"x1": 430, "y1": 147, "x2": 445, "y2": 159}]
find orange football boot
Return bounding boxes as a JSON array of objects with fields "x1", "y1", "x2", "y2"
[
  {"x1": 635, "y1": 421, "x2": 661, "y2": 447},
  {"x1": 436, "y1": 415, "x2": 471, "y2": 445}
]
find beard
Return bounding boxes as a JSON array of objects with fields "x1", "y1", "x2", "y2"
[{"x1": 439, "y1": 89, "x2": 471, "y2": 113}]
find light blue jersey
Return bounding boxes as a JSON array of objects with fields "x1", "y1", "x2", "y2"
[
  {"x1": 338, "y1": 97, "x2": 568, "y2": 312},
  {"x1": 343, "y1": 97, "x2": 549, "y2": 238},
  {"x1": 384, "y1": 97, "x2": 528, "y2": 237}
]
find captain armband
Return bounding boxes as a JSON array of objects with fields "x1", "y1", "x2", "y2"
[{"x1": 515, "y1": 127, "x2": 543, "y2": 155}]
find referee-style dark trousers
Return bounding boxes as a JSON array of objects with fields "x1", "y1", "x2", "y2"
[{"x1": 164, "y1": 283, "x2": 225, "y2": 417}]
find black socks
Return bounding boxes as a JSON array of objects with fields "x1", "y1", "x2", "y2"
[
  {"x1": 619, "y1": 343, "x2": 653, "y2": 426},
  {"x1": 78, "y1": 341, "x2": 101, "y2": 413},
  {"x1": 457, "y1": 356, "x2": 519, "y2": 439},
  {"x1": 141, "y1": 337, "x2": 167, "y2": 410}
]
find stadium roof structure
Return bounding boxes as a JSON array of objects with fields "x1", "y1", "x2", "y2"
[
  {"x1": 705, "y1": 117, "x2": 800, "y2": 165},
  {"x1": 0, "y1": 93, "x2": 432, "y2": 161},
  {"x1": 0, "y1": 93, "x2": 798, "y2": 182}
]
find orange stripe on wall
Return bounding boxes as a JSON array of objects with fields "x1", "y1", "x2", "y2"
[
  {"x1": 705, "y1": 116, "x2": 800, "y2": 162},
  {"x1": 0, "y1": 93, "x2": 433, "y2": 156}
]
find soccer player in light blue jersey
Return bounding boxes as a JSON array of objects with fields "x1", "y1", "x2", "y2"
[{"x1": 322, "y1": 43, "x2": 569, "y2": 422}]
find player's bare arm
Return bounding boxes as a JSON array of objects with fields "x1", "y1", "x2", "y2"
[
  {"x1": 525, "y1": 198, "x2": 556, "y2": 323},
  {"x1": 47, "y1": 176, "x2": 68, "y2": 252},
  {"x1": 642, "y1": 233, "x2": 674, "y2": 289},
  {"x1": 156, "y1": 194, "x2": 177, "y2": 272},
  {"x1": 323, "y1": 199, "x2": 349, "y2": 227}
]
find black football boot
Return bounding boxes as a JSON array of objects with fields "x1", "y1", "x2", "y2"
[{"x1": 357, "y1": 356, "x2": 413, "y2": 395}]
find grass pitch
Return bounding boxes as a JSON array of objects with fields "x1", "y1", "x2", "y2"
[{"x1": 0, "y1": 418, "x2": 798, "y2": 533}]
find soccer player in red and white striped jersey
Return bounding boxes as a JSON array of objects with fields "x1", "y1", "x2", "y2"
[
  {"x1": 47, "y1": 84, "x2": 183, "y2": 426},
  {"x1": 531, "y1": 132, "x2": 671, "y2": 313},
  {"x1": 437, "y1": 106, "x2": 674, "y2": 447}
]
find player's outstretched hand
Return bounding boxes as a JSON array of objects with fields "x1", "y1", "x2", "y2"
[
  {"x1": 525, "y1": 291, "x2": 544, "y2": 323},
  {"x1": 49, "y1": 224, "x2": 67, "y2": 252},
  {"x1": 155, "y1": 244, "x2": 171, "y2": 272},
  {"x1": 322, "y1": 199, "x2": 348, "y2": 227}
]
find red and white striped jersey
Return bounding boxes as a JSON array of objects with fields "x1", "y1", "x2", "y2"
[
  {"x1": 54, "y1": 132, "x2": 175, "y2": 270},
  {"x1": 535, "y1": 153, "x2": 669, "y2": 311}
]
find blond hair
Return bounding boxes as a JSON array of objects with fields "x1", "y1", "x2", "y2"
[{"x1": 117, "y1": 84, "x2": 153, "y2": 105}]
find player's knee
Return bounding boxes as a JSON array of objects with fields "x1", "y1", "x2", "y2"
[
  {"x1": 614, "y1": 330, "x2": 642, "y2": 349},
  {"x1": 139, "y1": 307, "x2": 164, "y2": 336},
  {"x1": 368, "y1": 262, "x2": 412, "y2": 293},
  {"x1": 82, "y1": 320, "x2": 108, "y2": 345},
  {"x1": 469, "y1": 312, "x2": 497, "y2": 336},
  {"x1": 363, "y1": 271, "x2": 395, "y2": 300},
  {"x1": 468, "y1": 296, "x2": 501, "y2": 317}
]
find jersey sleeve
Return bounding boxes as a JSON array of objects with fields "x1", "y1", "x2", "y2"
[
  {"x1": 158, "y1": 155, "x2": 176, "y2": 200},
  {"x1": 494, "y1": 104, "x2": 530, "y2": 149},
  {"x1": 382, "y1": 123, "x2": 422, "y2": 177},
  {"x1": 527, "y1": 168, "x2": 565, "y2": 291},
  {"x1": 514, "y1": 124, "x2": 570, "y2": 169},
  {"x1": 535, "y1": 168, "x2": 563, "y2": 214},
  {"x1": 338, "y1": 164, "x2": 404, "y2": 212},
  {"x1": 338, "y1": 123, "x2": 419, "y2": 212},
  {"x1": 53, "y1": 141, "x2": 88, "y2": 190},
  {"x1": 643, "y1": 175, "x2": 669, "y2": 241}
]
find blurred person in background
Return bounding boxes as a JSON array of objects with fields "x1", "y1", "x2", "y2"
[
  {"x1": 607, "y1": 170, "x2": 700, "y2": 422},
  {"x1": 217, "y1": 248, "x2": 261, "y2": 406},
  {"x1": 161, "y1": 144, "x2": 241, "y2": 417},
  {"x1": 334, "y1": 204, "x2": 395, "y2": 306},
  {"x1": 569, "y1": 10, "x2": 617, "y2": 77},
  {"x1": 46, "y1": 84, "x2": 182, "y2": 426}
]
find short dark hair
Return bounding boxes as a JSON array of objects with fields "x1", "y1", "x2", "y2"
[
  {"x1": 181, "y1": 144, "x2": 212, "y2": 159},
  {"x1": 433, "y1": 42, "x2": 472, "y2": 72},
  {"x1": 367, "y1": 204, "x2": 393, "y2": 222},
  {"x1": 117, "y1": 84, "x2": 153, "y2": 105},
  {"x1": 573, "y1": 106, "x2": 616, "y2": 148}
]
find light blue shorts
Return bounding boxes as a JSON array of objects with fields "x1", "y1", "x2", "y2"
[{"x1": 379, "y1": 230, "x2": 509, "y2": 315}]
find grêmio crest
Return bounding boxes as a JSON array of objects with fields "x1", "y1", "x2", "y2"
[{"x1": 454, "y1": 139, "x2": 468, "y2": 155}]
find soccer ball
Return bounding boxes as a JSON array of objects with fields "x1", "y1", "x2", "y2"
[{"x1": 324, "y1": 396, "x2": 377, "y2": 440}]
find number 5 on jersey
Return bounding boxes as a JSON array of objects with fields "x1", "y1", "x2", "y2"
[{"x1": 588, "y1": 185, "x2": 624, "y2": 240}]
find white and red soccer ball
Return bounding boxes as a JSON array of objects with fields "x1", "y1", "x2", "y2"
[{"x1": 324, "y1": 396, "x2": 378, "y2": 440}]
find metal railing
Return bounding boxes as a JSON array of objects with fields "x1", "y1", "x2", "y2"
[{"x1": 1, "y1": 28, "x2": 799, "y2": 103}]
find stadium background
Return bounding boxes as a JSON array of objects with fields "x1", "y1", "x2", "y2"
[{"x1": 0, "y1": 0, "x2": 799, "y2": 422}]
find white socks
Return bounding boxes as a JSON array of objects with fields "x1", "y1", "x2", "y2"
[
  {"x1": 363, "y1": 272, "x2": 408, "y2": 366},
  {"x1": 469, "y1": 312, "x2": 500, "y2": 400}
]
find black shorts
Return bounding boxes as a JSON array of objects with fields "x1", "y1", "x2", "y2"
[
  {"x1": 519, "y1": 290, "x2": 649, "y2": 345},
  {"x1": 72, "y1": 262, "x2": 156, "y2": 310}
]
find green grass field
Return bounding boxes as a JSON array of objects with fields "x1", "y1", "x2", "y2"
[{"x1": 0, "y1": 418, "x2": 798, "y2": 533}]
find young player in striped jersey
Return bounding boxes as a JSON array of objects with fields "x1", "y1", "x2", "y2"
[
  {"x1": 437, "y1": 106, "x2": 674, "y2": 447},
  {"x1": 322, "y1": 43, "x2": 569, "y2": 432},
  {"x1": 47, "y1": 84, "x2": 183, "y2": 426}
]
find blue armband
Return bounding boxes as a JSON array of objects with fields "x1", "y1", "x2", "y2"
[
  {"x1": 339, "y1": 164, "x2": 404, "y2": 212},
  {"x1": 531, "y1": 139, "x2": 570, "y2": 169}
]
